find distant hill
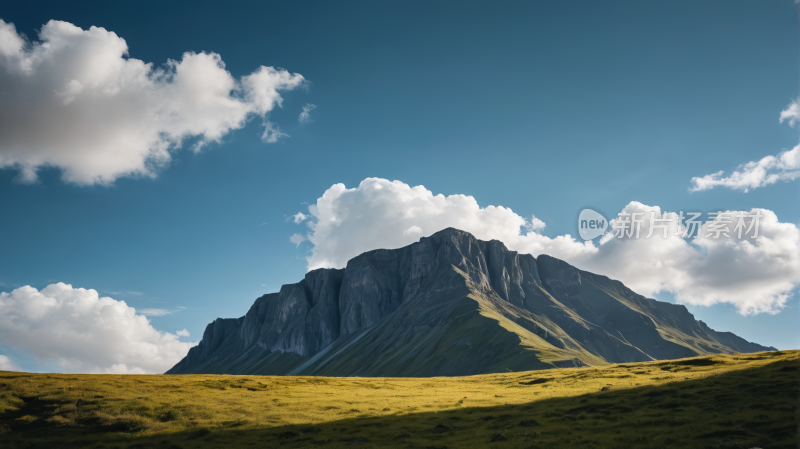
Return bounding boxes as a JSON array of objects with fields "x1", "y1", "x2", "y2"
[{"x1": 167, "y1": 228, "x2": 776, "y2": 376}]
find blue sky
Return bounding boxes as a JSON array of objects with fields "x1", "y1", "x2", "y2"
[{"x1": 0, "y1": 0, "x2": 798, "y2": 373}]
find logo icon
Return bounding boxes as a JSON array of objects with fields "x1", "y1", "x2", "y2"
[{"x1": 578, "y1": 208, "x2": 608, "y2": 241}]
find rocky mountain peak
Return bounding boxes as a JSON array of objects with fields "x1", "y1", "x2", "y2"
[{"x1": 168, "y1": 228, "x2": 775, "y2": 376}]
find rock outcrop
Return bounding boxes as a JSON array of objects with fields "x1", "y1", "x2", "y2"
[{"x1": 167, "y1": 228, "x2": 776, "y2": 376}]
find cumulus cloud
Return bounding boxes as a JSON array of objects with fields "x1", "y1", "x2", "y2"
[
  {"x1": 526, "y1": 216, "x2": 546, "y2": 232},
  {"x1": 403, "y1": 225, "x2": 423, "y2": 236},
  {"x1": 0, "y1": 355, "x2": 21, "y2": 371},
  {"x1": 689, "y1": 99, "x2": 800, "y2": 192},
  {"x1": 176, "y1": 329, "x2": 190, "y2": 338},
  {"x1": 295, "y1": 178, "x2": 595, "y2": 270},
  {"x1": 581, "y1": 203, "x2": 800, "y2": 315},
  {"x1": 292, "y1": 212, "x2": 308, "y2": 224},
  {"x1": 0, "y1": 19, "x2": 305, "y2": 185},
  {"x1": 292, "y1": 178, "x2": 800, "y2": 315},
  {"x1": 0, "y1": 283, "x2": 194, "y2": 373},
  {"x1": 298, "y1": 103, "x2": 317, "y2": 123}
]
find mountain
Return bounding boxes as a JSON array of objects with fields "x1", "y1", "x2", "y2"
[{"x1": 167, "y1": 228, "x2": 776, "y2": 376}]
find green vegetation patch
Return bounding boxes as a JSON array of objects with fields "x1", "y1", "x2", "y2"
[{"x1": 0, "y1": 350, "x2": 797, "y2": 448}]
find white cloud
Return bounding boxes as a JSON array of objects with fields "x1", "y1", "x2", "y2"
[
  {"x1": 138, "y1": 308, "x2": 171, "y2": 317},
  {"x1": 260, "y1": 121, "x2": 289, "y2": 144},
  {"x1": 526, "y1": 216, "x2": 546, "y2": 232},
  {"x1": 295, "y1": 178, "x2": 596, "y2": 270},
  {"x1": 580, "y1": 203, "x2": 800, "y2": 315},
  {"x1": 298, "y1": 103, "x2": 317, "y2": 123},
  {"x1": 0, "y1": 19, "x2": 305, "y2": 185},
  {"x1": 780, "y1": 98, "x2": 800, "y2": 127},
  {"x1": 403, "y1": 225, "x2": 423, "y2": 236},
  {"x1": 106, "y1": 290, "x2": 144, "y2": 296},
  {"x1": 292, "y1": 178, "x2": 800, "y2": 315},
  {"x1": 689, "y1": 99, "x2": 800, "y2": 192},
  {"x1": 176, "y1": 329, "x2": 190, "y2": 337},
  {"x1": 289, "y1": 233, "x2": 307, "y2": 247},
  {"x1": 293, "y1": 212, "x2": 308, "y2": 224},
  {"x1": 0, "y1": 355, "x2": 21, "y2": 371},
  {"x1": 689, "y1": 146, "x2": 800, "y2": 192},
  {"x1": 0, "y1": 283, "x2": 195, "y2": 373}
]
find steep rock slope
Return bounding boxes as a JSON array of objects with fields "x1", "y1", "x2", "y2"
[{"x1": 167, "y1": 228, "x2": 775, "y2": 376}]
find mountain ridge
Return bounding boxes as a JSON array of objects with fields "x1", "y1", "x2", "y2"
[{"x1": 167, "y1": 228, "x2": 775, "y2": 376}]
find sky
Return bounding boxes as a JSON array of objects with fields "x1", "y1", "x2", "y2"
[{"x1": 0, "y1": 0, "x2": 798, "y2": 374}]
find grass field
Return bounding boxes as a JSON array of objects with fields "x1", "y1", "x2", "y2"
[{"x1": 1, "y1": 350, "x2": 797, "y2": 448}]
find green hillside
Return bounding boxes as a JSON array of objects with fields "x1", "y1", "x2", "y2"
[{"x1": 2, "y1": 350, "x2": 797, "y2": 448}]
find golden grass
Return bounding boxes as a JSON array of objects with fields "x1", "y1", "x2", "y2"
[{"x1": 1, "y1": 350, "x2": 797, "y2": 448}]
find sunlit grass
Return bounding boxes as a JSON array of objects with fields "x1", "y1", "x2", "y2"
[{"x1": 1, "y1": 350, "x2": 797, "y2": 448}]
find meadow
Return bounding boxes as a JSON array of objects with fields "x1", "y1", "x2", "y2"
[{"x1": 1, "y1": 350, "x2": 797, "y2": 448}]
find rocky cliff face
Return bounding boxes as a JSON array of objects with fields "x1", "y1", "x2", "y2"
[{"x1": 167, "y1": 228, "x2": 776, "y2": 376}]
